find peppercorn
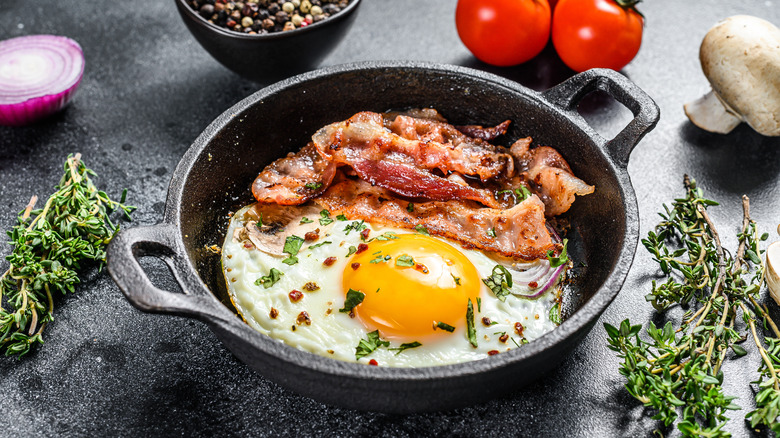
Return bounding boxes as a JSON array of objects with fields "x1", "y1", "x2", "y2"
[
  {"x1": 199, "y1": 3, "x2": 215, "y2": 17},
  {"x1": 283, "y1": 21, "x2": 295, "y2": 31},
  {"x1": 275, "y1": 10, "x2": 289, "y2": 22},
  {"x1": 310, "y1": 5, "x2": 322, "y2": 15},
  {"x1": 282, "y1": 1, "x2": 295, "y2": 13},
  {"x1": 300, "y1": 0, "x2": 311, "y2": 13},
  {"x1": 241, "y1": 16, "x2": 253, "y2": 27},
  {"x1": 268, "y1": 3, "x2": 280, "y2": 14},
  {"x1": 262, "y1": 17, "x2": 275, "y2": 29},
  {"x1": 291, "y1": 14, "x2": 303, "y2": 26},
  {"x1": 230, "y1": 9, "x2": 242, "y2": 20}
]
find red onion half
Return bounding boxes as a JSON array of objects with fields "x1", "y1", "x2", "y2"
[{"x1": 0, "y1": 35, "x2": 84, "y2": 126}]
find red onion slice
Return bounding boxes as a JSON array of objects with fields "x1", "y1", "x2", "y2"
[{"x1": 0, "y1": 35, "x2": 84, "y2": 126}]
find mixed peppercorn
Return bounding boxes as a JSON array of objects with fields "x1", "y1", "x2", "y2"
[{"x1": 188, "y1": 0, "x2": 351, "y2": 34}]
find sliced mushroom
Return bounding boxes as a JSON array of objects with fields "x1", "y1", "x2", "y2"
[
  {"x1": 234, "y1": 203, "x2": 322, "y2": 256},
  {"x1": 683, "y1": 15, "x2": 780, "y2": 136}
]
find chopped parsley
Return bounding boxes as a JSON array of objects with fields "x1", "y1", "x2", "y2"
[
  {"x1": 550, "y1": 302, "x2": 561, "y2": 325},
  {"x1": 281, "y1": 235, "x2": 304, "y2": 265},
  {"x1": 482, "y1": 265, "x2": 513, "y2": 302},
  {"x1": 308, "y1": 240, "x2": 332, "y2": 250},
  {"x1": 299, "y1": 217, "x2": 314, "y2": 224},
  {"x1": 546, "y1": 238, "x2": 569, "y2": 268},
  {"x1": 414, "y1": 224, "x2": 430, "y2": 236},
  {"x1": 346, "y1": 245, "x2": 357, "y2": 257},
  {"x1": 395, "y1": 254, "x2": 415, "y2": 267},
  {"x1": 477, "y1": 297, "x2": 482, "y2": 312},
  {"x1": 389, "y1": 342, "x2": 422, "y2": 355},
  {"x1": 407, "y1": 203, "x2": 414, "y2": 213},
  {"x1": 355, "y1": 330, "x2": 390, "y2": 360},
  {"x1": 339, "y1": 288, "x2": 365, "y2": 313},
  {"x1": 374, "y1": 231, "x2": 399, "y2": 241},
  {"x1": 319, "y1": 209, "x2": 334, "y2": 226},
  {"x1": 304, "y1": 181, "x2": 323, "y2": 190},
  {"x1": 487, "y1": 227, "x2": 496, "y2": 238},
  {"x1": 497, "y1": 186, "x2": 532, "y2": 204},
  {"x1": 435, "y1": 321, "x2": 455, "y2": 332},
  {"x1": 370, "y1": 253, "x2": 392, "y2": 264},
  {"x1": 451, "y1": 274, "x2": 461, "y2": 286},
  {"x1": 336, "y1": 214, "x2": 348, "y2": 221},
  {"x1": 466, "y1": 299, "x2": 477, "y2": 348},
  {"x1": 344, "y1": 220, "x2": 367, "y2": 235},
  {"x1": 255, "y1": 268, "x2": 283, "y2": 289}
]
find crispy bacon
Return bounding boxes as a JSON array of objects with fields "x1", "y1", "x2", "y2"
[
  {"x1": 510, "y1": 138, "x2": 594, "y2": 216},
  {"x1": 251, "y1": 143, "x2": 336, "y2": 205},
  {"x1": 315, "y1": 178, "x2": 555, "y2": 260},
  {"x1": 454, "y1": 120, "x2": 512, "y2": 141}
]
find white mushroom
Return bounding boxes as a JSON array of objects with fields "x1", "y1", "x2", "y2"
[{"x1": 684, "y1": 15, "x2": 780, "y2": 136}]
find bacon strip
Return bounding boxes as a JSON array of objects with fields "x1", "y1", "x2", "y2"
[
  {"x1": 252, "y1": 143, "x2": 336, "y2": 205},
  {"x1": 315, "y1": 178, "x2": 555, "y2": 260},
  {"x1": 510, "y1": 138, "x2": 594, "y2": 216}
]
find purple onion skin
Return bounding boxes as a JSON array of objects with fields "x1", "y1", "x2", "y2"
[{"x1": 516, "y1": 264, "x2": 566, "y2": 300}]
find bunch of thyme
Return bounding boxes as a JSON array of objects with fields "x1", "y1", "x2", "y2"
[
  {"x1": 0, "y1": 154, "x2": 135, "y2": 357},
  {"x1": 605, "y1": 176, "x2": 780, "y2": 436}
]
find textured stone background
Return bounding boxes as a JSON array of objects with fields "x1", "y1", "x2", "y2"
[{"x1": 1, "y1": 1, "x2": 779, "y2": 436}]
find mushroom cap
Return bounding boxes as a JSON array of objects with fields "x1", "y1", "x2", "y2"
[{"x1": 700, "y1": 15, "x2": 780, "y2": 136}]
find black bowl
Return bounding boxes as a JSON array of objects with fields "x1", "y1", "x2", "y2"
[
  {"x1": 107, "y1": 62, "x2": 659, "y2": 413},
  {"x1": 174, "y1": 0, "x2": 362, "y2": 82}
]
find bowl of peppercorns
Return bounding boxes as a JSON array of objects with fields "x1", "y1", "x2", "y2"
[{"x1": 175, "y1": 0, "x2": 361, "y2": 82}]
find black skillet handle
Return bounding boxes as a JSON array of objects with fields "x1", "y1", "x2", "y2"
[
  {"x1": 107, "y1": 223, "x2": 231, "y2": 324},
  {"x1": 541, "y1": 68, "x2": 660, "y2": 168}
]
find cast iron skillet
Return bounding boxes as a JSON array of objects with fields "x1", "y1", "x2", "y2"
[{"x1": 107, "y1": 61, "x2": 659, "y2": 413}]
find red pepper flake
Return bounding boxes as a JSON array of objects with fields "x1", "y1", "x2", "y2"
[
  {"x1": 414, "y1": 263, "x2": 429, "y2": 274},
  {"x1": 304, "y1": 229, "x2": 320, "y2": 241},
  {"x1": 269, "y1": 307, "x2": 279, "y2": 319},
  {"x1": 488, "y1": 350, "x2": 500, "y2": 356},
  {"x1": 323, "y1": 256, "x2": 337, "y2": 266},
  {"x1": 243, "y1": 241, "x2": 254, "y2": 249},
  {"x1": 289, "y1": 290, "x2": 303, "y2": 302},
  {"x1": 368, "y1": 359, "x2": 378, "y2": 366},
  {"x1": 296, "y1": 311, "x2": 311, "y2": 326},
  {"x1": 303, "y1": 282, "x2": 319, "y2": 292},
  {"x1": 481, "y1": 317, "x2": 492, "y2": 327},
  {"x1": 351, "y1": 262, "x2": 361, "y2": 270},
  {"x1": 360, "y1": 228, "x2": 370, "y2": 240},
  {"x1": 528, "y1": 281, "x2": 538, "y2": 289},
  {"x1": 356, "y1": 243, "x2": 369, "y2": 254},
  {"x1": 499, "y1": 334, "x2": 509, "y2": 343},
  {"x1": 514, "y1": 322, "x2": 525, "y2": 337}
]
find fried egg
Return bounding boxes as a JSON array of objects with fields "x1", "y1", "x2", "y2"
[{"x1": 222, "y1": 205, "x2": 564, "y2": 367}]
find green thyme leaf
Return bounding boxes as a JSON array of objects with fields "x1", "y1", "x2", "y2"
[
  {"x1": 395, "y1": 254, "x2": 415, "y2": 267},
  {"x1": 467, "y1": 299, "x2": 477, "y2": 348},
  {"x1": 407, "y1": 203, "x2": 414, "y2": 213},
  {"x1": 336, "y1": 214, "x2": 348, "y2": 221},
  {"x1": 305, "y1": 182, "x2": 323, "y2": 190},
  {"x1": 308, "y1": 240, "x2": 332, "y2": 250},
  {"x1": 477, "y1": 297, "x2": 482, "y2": 312},
  {"x1": 546, "y1": 238, "x2": 569, "y2": 268},
  {"x1": 389, "y1": 341, "x2": 422, "y2": 355},
  {"x1": 549, "y1": 302, "x2": 561, "y2": 325},
  {"x1": 299, "y1": 217, "x2": 314, "y2": 224},
  {"x1": 256, "y1": 268, "x2": 283, "y2": 289},
  {"x1": 339, "y1": 288, "x2": 365, "y2": 313},
  {"x1": 355, "y1": 330, "x2": 390, "y2": 360},
  {"x1": 435, "y1": 321, "x2": 455, "y2": 332},
  {"x1": 451, "y1": 274, "x2": 461, "y2": 286},
  {"x1": 319, "y1": 209, "x2": 334, "y2": 226},
  {"x1": 482, "y1": 265, "x2": 513, "y2": 301}
]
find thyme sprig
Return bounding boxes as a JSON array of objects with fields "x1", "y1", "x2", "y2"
[
  {"x1": 0, "y1": 154, "x2": 135, "y2": 357},
  {"x1": 605, "y1": 176, "x2": 780, "y2": 436}
]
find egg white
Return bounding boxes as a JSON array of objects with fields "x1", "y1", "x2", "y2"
[{"x1": 222, "y1": 205, "x2": 562, "y2": 367}]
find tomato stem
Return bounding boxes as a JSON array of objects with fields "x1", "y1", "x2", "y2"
[{"x1": 614, "y1": 0, "x2": 644, "y2": 17}]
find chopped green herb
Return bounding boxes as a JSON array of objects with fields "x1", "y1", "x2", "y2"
[
  {"x1": 304, "y1": 181, "x2": 323, "y2": 190},
  {"x1": 546, "y1": 238, "x2": 569, "y2": 268},
  {"x1": 299, "y1": 217, "x2": 314, "y2": 224},
  {"x1": 375, "y1": 232, "x2": 399, "y2": 241},
  {"x1": 255, "y1": 268, "x2": 283, "y2": 289},
  {"x1": 414, "y1": 224, "x2": 430, "y2": 236},
  {"x1": 389, "y1": 342, "x2": 422, "y2": 355},
  {"x1": 336, "y1": 214, "x2": 348, "y2": 221},
  {"x1": 497, "y1": 186, "x2": 532, "y2": 204},
  {"x1": 477, "y1": 297, "x2": 482, "y2": 312},
  {"x1": 511, "y1": 337, "x2": 524, "y2": 348},
  {"x1": 487, "y1": 227, "x2": 496, "y2": 238},
  {"x1": 319, "y1": 209, "x2": 334, "y2": 226},
  {"x1": 370, "y1": 253, "x2": 392, "y2": 264},
  {"x1": 339, "y1": 288, "x2": 365, "y2": 313},
  {"x1": 467, "y1": 299, "x2": 477, "y2": 348},
  {"x1": 451, "y1": 274, "x2": 461, "y2": 286},
  {"x1": 407, "y1": 203, "x2": 414, "y2": 213},
  {"x1": 344, "y1": 220, "x2": 367, "y2": 235},
  {"x1": 355, "y1": 330, "x2": 390, "y2": 360},
  {"x1": 549, "y1": 302, "x2": 561, "y2": 325},
  {"x1": 482, "y1": 265, "x2": 513, "y2": 301},
  {"x1": 308, "y1": 240, "x2": 332, "y2": 250},
  {"x1": 346, "y1": 246, "x2": 357, "y2": 257},
  {"x1": 395, "y1": 254, "x2": 415, "y2": 267},
  {"x1": 281, "y1": 235, "x2": 304, "y2": 265},
  {"x1": 435, "y1": 321, "x2": 455, "y2": 332}
]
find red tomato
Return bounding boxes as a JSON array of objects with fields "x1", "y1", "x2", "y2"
[
  {"x1": 552, "y1": 0, "x2": 643, "y2": 72},
  {"x1": 456, "y1": 0, "x2": 552, "y2": 67}
]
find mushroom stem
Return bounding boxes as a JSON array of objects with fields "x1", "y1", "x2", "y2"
[{"x1": 684, "y1": 90, "x2": 742, "y2": 134}]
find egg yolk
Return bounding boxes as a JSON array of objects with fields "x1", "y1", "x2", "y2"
[{"x1": 342, "y1": 234, "x2": 481, "y2": 341}]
